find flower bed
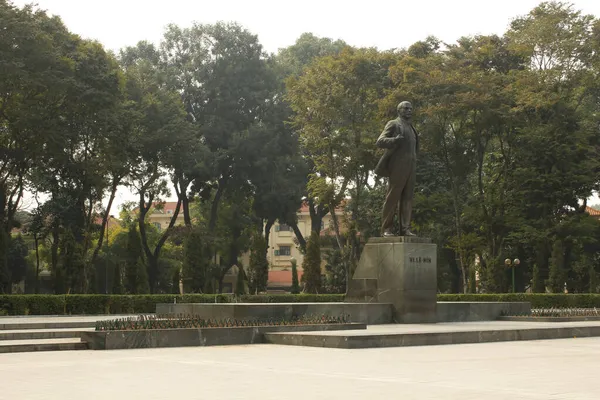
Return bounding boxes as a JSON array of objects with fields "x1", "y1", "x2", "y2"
[{"x1": 95, "y1": 313, "x2": 350, "y2": 331}]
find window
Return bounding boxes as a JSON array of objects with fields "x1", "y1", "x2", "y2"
[
  {"x1": 276, "y1": 224, "x2": 292, "y2": 232},
  {"x1": 152, "y1": 222, "x2": 162, "y2": 231},
  {"x1": 278, "y1": 246, "x2": 291, "y2": 256}
]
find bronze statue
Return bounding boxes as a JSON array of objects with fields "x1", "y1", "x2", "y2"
[{"x1": 374, "y1": 101, "x2": 418, "y2": 237}]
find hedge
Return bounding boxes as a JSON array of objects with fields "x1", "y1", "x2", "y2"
[
  {"x1": 0, "y1": 294, "x2": 345, "y2": 316},
  {"x1": 1, "y1": 293, "x2": 599, "y2": 315},
  {"x1": 438, "y1": 293, "x2": 600, "y2": 309}
]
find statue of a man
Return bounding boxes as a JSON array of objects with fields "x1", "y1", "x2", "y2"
[{"x1": 374, "y1": 101, "x2": 418, "y2": 237}]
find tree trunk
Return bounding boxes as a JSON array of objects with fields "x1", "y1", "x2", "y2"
[
  {"x1": 182, "y1": 194, "x2": 191, "y2": 227},
  {"x1": 290, "y1": 221, "x2": 306, "y2": 252},
  {"x1": 308, "y1": 198, "x2": 329, "y2": 234},
  {"x1": 91, "y1": 177, "x2": 119, "y2": 265},
  {"x1": 208, "y1": 178, "x2": 227, "y2": 232},
  {"x1": 329, "y1": 203, "x2": 349, "y2": 293},
  {"x1": 174, "y1": 173, "x2": 192, "y2": 227},
  {"x1": 350, "y1": 174, "x2": 364, "y2": 263},
  {"x1": 138, "y1": 192, "x2": 183, "y2": 293},
  {"x1": 264, "y1": 218, "x2": 275, "y2": 248}
]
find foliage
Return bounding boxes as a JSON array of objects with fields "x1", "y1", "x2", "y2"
[
  {"x1": 3, "y1": 1, "x2": 600, "y2": 296},
  {"x1": 302, "y1": 232, "x2": 322, "y2": 293},
  {"x1": 0, "y1": 231, "x2": 9, "y2": 293},
  {"x1": 547, "y1": 239, "x2": 567, "y2": 293},
  {"x1": 196, "y1": 192, "x2": 254, "y2": 291},
  {"x1": 527, "y1": 308, "x2": 600, "y2": 317},
  {"x1": 290, "y1": 258, "x2": 300, "y2": 294},
  {"x1": 247, "y1": 234, "x2": 269, "y2": 294},
  {"x1": 3, "y1": 293, "x2": 600, "y2": 315},
  {"x1": 323, "y1": 248, "x2": 346, "y2": 294},
  {"x1": 286, "y1": 47, "x2": 399, "y2": 264},
  {"x1": 123, "y1": 224, "x2": 149, "y2": 294},
  {"x1": 182, "y1": 227, "x2": 209, "y2": 292},
  {"x1": 8, "y1": 235, "x2": 30, "y2": 284},
  {"x1": 0, "y1": 294, "x2": 345, "y2": 315}
]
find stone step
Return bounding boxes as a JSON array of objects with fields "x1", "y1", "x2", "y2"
[
  {"x1": 264, "y1": 322, "x2": 600, "y2": 349},
  {"x1": 0, "y1": 338, "x2": 88, "y2": 353},
  {"x1": 0, "y1": 328, "x2": 93, "y2": 341},
  {"x1": 0, "y1": 321, "x2": 96, "y2": 330}
]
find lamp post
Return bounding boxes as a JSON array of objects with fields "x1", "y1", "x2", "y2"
[{"x1": 504, "y1": 258, "x2": 521, "y2": 293}]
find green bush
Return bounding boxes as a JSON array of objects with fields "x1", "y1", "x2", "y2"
[
  {"x1": 0, "y1": 295, "x2": 66, "y2": 315},
  {"x1": 2, "y1": 293, "x2": 600, "y2": 315},
  {"x1": 0, "y1": 294, "x2": 232, "y2": 315}
]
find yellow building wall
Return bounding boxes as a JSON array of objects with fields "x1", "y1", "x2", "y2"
[
  {"x1": 146, "y1": 207, "x2": 343, "y2": 272},
  {"x1": 266, "y1": 211, "x2": 340, "y2": 271}
]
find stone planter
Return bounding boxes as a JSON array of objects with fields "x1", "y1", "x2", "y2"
[{"x1": 82, "y1": 323, "x2": 365, "y2": 350}]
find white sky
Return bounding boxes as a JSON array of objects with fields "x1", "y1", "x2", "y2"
[
  {"x1": 13, "y1": 0, "x2": 600, "y2": 212},
  {"x1": 14, "y1": 0, "x2": 600, "y2": 55}
]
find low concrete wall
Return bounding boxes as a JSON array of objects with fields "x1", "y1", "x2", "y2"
[
  {"x1": 82, "y1": 323, "x2": 365, "y2": 350},
  {"x1": 437, "y1": 302, "x2": 531, "y2": 322},
  {"x1": 156, "y1": 302, "x2": 394, "y2": 325},
  {"x1": 157, "y1": 302, "x2": 531, "y2": 324},
  {"x1": 265, "y1": 324, "x2": 600, "y2": 349}
]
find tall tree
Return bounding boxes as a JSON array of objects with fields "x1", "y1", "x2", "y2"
[
  {"x1": 287, "y1": 47, "x2": 399, "y2": 290},
  {"x1": 120, "y1": 47, "x2": 192, "y2": 293},
  {"x1": 247, "y1": 232, "x2": 269, "y2": 294},
  {"x1": 159, "y1": 22, "x2": 273, "y2": 233},
  {"x1": 302, "y1": 232, "x2": 322, "y2": 293},
  {"x1": 275, "y1": 33, "x2": 349, "y2": 248}
]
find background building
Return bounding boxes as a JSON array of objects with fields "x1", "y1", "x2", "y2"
[{"x1": 145, "y1": 201, "x2": 346, "y2": 292}]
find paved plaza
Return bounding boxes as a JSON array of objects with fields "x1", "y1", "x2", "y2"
[{"x1": 1, "y1": 336, "x2": 599, "y2": 400}]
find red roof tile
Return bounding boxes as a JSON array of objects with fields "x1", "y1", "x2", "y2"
[{"x1": 586, "y1": 206, "x2": 600, "y2": 217}]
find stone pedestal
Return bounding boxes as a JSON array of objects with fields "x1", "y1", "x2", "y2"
[{"x1": 346, "y1": 236, "x2": 437, "y2": 323}]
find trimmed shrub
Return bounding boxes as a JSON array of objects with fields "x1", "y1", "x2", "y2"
[
  {"x1": 290, "y1": 259, "x2": 300, "y2": 294},
  {"x1": 302, "y1": 232, "x2": 322, "y2": 293},
  {"x1": 0, "y1": 294, "x2": 232, "y2": 315},
  {"x1": 2, "y1": 293, "x2": 600, "y2": 315}
]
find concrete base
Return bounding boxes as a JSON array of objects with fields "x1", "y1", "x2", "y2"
[
  {"x1": 82, "y1": 323, "x2": 365, "y2": 350},
  {"x1": 265, "y1": 321, "x2": 600, "y2": 349},
  {"x1": 346, "y1": 236, "x2": 437, "y2": 323},
  {"x1": 437, "y1": 302, "x2": 531, "y2": 322}
]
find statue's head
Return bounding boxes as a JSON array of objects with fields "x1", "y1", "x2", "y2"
[{"x1": 397, "y1": 101, "x2": 413, "y2": 120}]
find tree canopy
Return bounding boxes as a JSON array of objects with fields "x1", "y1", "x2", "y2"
[{"x1": 2, "y1": 0, "x2": 600, "y2": 295}]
